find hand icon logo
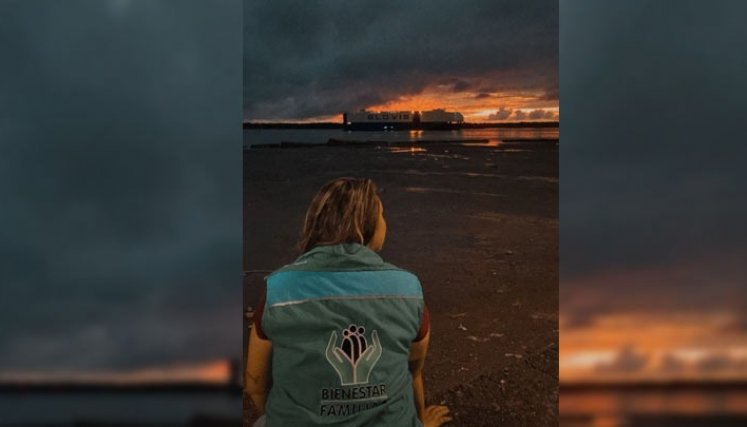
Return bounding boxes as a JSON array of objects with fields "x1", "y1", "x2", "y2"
[
  {"x1": 325, "y1": 331, "x2": 355, "y2": 385},
  {"x1": 325, "y1": 325, "x2": 382, "y2": 385}
]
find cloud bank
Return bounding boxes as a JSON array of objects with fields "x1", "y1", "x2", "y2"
[
  {"x1": 560, "y1": 1, "x2": 747, "y2": 328},
  {"x1": 0, "y1": 1, "x2": 241, "y2": 372},
  {"x1": 244, "y1": 0, "x2": 558, "y2": 120}
]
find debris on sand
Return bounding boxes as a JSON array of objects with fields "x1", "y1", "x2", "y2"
[
  {"x1": 448, "y1": 312, "x2": 467, "y2": 319},
  {"x1": 531, "y1": 312, "x2": 556, "y2": 321},
  {"x1": 489, "y1": 332, "x2": 504, "y2": 338},
  {"x1": 466, "y1": 335, "x2": 490, "y2": 343},
  {"x1": 457, "y1": 323, "x2": 468, "y2": 331}
]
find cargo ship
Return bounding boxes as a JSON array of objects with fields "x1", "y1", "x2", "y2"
[{"x1": 343, "y1": 109, "x2": 464, "y2": 130}]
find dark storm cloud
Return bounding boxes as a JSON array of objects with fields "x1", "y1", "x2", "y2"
[
  {"x1": 560, "y1": 2, "x2": 747, "y2": 322},
  {"x1": 528, "y1": 108, "x2": 555, "y2": 120},
  {"x1": 450, "y1": 79, "x2": 474, "y2": 93},
  {"x1": 595, "y1": 346, "x2": 649, "y2": 374},
  {"x1": 0, "y1": 1, "x2": 241, "y2": 371},
  {"x1": 659, "y1": 354, "x2": 686, "y2": 374},
  {"x1": 540, "y1": 86, "x2": 559, "y2": 101},
  {"x1": 243, "y1": 0, "x2": 558, "y2": 119},
  {"x1": 561, "y1": 255, "x2": 747, "y2": 328},
  {"x1": 695, "y1": 353, "x2": 734, "y2": 373},
  {"x1": 488, "y1": 107, "x2": 513, "y2": 120}
]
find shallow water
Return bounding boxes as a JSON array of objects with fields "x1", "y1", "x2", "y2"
[
  {"x1": 560, "y1": 389, "x2": 747, "y2": 427},
  {"x1": 0, "y1": 392, "x2": 241, "y2": 425},
  {"x1": 243, "y1": 127, "x2": 559, "y2": 147}
]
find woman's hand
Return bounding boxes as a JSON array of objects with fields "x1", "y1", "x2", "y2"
[{"x1": 422, "y1": 405, "x2": 452, "y2": 427}]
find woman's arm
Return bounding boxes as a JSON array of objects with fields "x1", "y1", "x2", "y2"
[
  {"x1": 409, "y1": 331, "x2": 452, "y2": 427},
  {"x1": 409, "y1": 330, "x2": 430, "y2": 420},
  {"x1": 245, "y1": 324, "x2": 272, "y2": 415}
]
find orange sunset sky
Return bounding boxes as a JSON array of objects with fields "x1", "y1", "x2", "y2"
[
  {"x1": 367, "y1": 86, "x2": 557, "y2": 123},
  {"x1": 0, "y1": 359, "x2": 234, "y2": 385},
  {"x1": 561, "y1": 261, "x2": 747, "y2": 383},
  {"x1": 250, "y1": 83, "x2": 559, "y2": 124}
]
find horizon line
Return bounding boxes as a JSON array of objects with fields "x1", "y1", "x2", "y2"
[{"x1": 242, "y1": 120, "x2": 560, "y2": 125}]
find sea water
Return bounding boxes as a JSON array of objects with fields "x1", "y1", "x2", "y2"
[
  {"x1": 243, "y1": 127, "x2": 559, "y2": 147},
  {"x1": 0, "y1": 392, "x2": 241, "y2": 426},
  {"x1": 560, "y1": 389, "x2": 747, "y2": 427}
]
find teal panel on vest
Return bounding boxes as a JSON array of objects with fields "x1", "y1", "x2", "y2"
[{"x1": 266, "y1": 270, "x2": 422, "y2": 307}]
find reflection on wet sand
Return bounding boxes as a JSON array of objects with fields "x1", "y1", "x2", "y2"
[
  {"x1": 366, "y1": 168, "x2": 559, "y2": 183},
  {"x1": 384, "y1": 147, "x2": 427, "y2": 154},
  {"x1": 244, "y1": 127, "x2": 560, "y2": 148},
  {"x1": 403, "y1": 186, "x2": 506, "y2": 198}
]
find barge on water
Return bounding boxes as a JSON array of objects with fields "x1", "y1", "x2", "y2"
[{"x1": 343, "y1": 109, "x2": 464, "y2": 131}]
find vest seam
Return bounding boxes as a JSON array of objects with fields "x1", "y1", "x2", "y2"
[
  {"x1": 266, "y1": 266, "x2": 418, "y2": 280},
  {"x1": 269, "y1": 294, "x2": 424, "y2": 308}
]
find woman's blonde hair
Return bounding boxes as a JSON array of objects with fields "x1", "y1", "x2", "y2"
[{"x1": 298, "y1": 177, "x2": 382, "y2": 253}]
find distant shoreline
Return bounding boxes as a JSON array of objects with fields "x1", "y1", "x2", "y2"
[{"x1": 243, "y1": 121, "x2": 559, "y2": 130}]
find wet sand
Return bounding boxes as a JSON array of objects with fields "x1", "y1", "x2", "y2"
[{"x1": 244, "y1": 140, "x2": 558, "y2": 426}]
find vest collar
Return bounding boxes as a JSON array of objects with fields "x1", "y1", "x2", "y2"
[{"x1": 291, "y1": 243, "x2": 386, "y2": 270}]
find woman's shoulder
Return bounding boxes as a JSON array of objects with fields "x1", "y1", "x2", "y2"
[
  {"x1": 263, "y1": 245, "x2": 421, "y2": 289},
  {"x1": 267, "y1": 260, "x2": 419, "y2": 279},
  {"x1": 378, "y1": 261, "x2": 420, "y2": 280}
]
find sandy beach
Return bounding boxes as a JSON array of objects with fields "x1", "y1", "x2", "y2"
[{"x1": 244, "y1": 138, "x2": 558, "y2": 426}]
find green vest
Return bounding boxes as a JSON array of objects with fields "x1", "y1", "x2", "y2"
[{"x1": 262, "y1": 243, "x2": 424, "y2": 426}]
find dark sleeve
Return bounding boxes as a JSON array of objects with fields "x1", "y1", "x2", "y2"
[
  {"x1": 252, "y1": 287, "x2": 268, "y2": 340},
  {"x1": 413, "y1": 303, "x2": 430, "y2": 342}
]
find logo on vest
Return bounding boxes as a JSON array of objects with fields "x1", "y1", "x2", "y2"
[
  {"x1": 325, "y1": 324, "x2": 382, "y2": 386},
  {"x1": 320, "y1": 325, "x2": 388, "y2": 416}
]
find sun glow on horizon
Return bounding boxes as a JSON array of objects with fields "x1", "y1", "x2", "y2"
[
  {"x1": 364, "y1": 88, "x2": 558, "y2": 122},
  {"x1": 245, "y1": 84, "x2": 558, "y2": 123},
  {"x1": 560, "y1": 310, "x2": 747, "y2": 383},
  {"x1": 0, "y1": 359, "x2": 234, "y2": 384}
]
